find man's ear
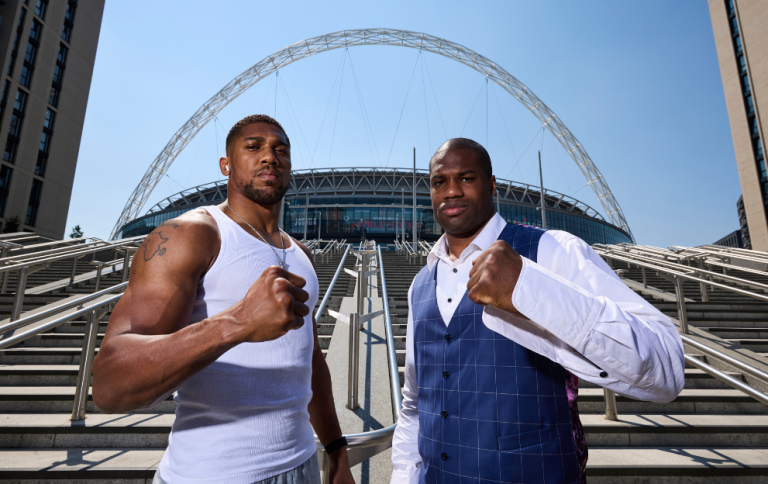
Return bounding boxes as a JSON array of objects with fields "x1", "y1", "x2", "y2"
[{"x1": 219, "y1": 157, "x2": 230, "y2": 177}]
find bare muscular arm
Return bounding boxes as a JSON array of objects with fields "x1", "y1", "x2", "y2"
[{"x1": 92, "y1": 210, "x2": 310, "y2": 414}]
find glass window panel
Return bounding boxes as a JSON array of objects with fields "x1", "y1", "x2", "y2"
[
  {"x1": 19, "y1": 66, "x2": 32, "y2": 87},
  {"x1": 24, "y1": 42, "x2": 36, "y2": 64},
  {"x1": 43, "y1": 109, "x2": 55, "y2": 130},
  {"x1": 35, "y1": 0, "x2": 47, "y2": 20},
  {"x1": 14, "y1": 90, "x2": 27, "y2": 112},
  {"x1": 57, "y1": 44, "x2": 68, "y2": 64},
  {"x1": 39, "y1": 131, "x2": 50, "y2": 152}
]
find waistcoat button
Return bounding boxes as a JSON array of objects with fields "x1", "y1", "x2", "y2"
[
  {"x1": 444, "y1": 333, "x2": 451, "y2": 341},
  {"x1": 443, "y1": 371, "x2": 450, "y2": 378},
  {"x1": 599, "y1": 371, "x2": 608, "y2": 378},
  {"x1": 447, "y1": 298, "x2": 452, "y2": 303},
  {"x1": 441, "y1": 452, "x2": 448, "y2": 461},
  {"x1": 441, "y1": 410, "x2": 448, "y2": 418}
]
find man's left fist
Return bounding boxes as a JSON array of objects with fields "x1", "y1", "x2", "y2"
[{"x1": 467, "y1": 240, "x2": 524, "y2": 316}]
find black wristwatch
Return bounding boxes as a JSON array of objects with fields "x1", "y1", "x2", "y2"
[{"x1": 324, "y1": 436, "x2": 348, "y2": 455}]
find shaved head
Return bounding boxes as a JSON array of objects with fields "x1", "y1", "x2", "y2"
[{"x1": 429, "y1": 138, "x2": 492, "y2": 178}]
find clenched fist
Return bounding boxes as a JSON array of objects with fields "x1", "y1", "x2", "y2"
[
  {"x1": 226, "y1": 265, "x2": 310, "y2": 343},
  {"x1": 467, "y1": 240, "x2": 524, "y2": 316}
]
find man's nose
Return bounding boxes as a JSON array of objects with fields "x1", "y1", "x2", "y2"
[
  {"x1": 444, "y1": 180, "x2": 463, "y2": 198},
  {"x1": 260, "y1": 153, "x2": 278, "y2": 165}
]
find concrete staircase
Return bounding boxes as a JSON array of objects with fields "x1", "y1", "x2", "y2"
[
  {"x1": 379, "y1": 249, "x2": 768, "y2": 483},
  {"x1": 0, "y1": 245, "x2": 354, "y2": 482},
  {"x1": 618, "y1": 266, "x2": 768, "y2": 361},
  {"x1": 1, "y1": 240, "x2": 767, "y2": 482}
]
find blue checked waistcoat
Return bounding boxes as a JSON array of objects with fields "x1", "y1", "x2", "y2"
[{"x1": 413, "y1": 223, "x2": 582, "y2": 484}]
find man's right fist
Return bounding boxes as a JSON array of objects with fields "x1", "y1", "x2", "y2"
[{"x1": 227, "y1": 265, "x2": 310, "y2": 343}]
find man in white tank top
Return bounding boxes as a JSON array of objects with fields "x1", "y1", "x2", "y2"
[{"x1": 92, "y1": 115, "x2": 355, "y2": 484}]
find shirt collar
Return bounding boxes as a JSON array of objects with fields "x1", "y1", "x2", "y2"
[{"x1": 427, "y1": 212, "x2": 507, "y2": 270}]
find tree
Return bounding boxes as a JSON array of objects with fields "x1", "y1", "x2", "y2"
[
  {"x1": 2, "y1": 215, "x2": 20, "y2": 233},
  {"x1": 69, "y1": 225, "x2": 83, "y2": 238}
]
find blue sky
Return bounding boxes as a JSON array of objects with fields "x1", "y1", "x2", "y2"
[{"x1": 66, "y1": 0, "x2": 738, "y2": 247}]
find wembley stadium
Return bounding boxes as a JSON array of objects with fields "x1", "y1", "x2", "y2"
[{"x1": 117, "y1": 167, "x2": 633, "y2": 245}]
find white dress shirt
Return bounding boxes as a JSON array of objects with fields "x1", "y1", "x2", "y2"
[{"x1": 390, "y1": 213, "x2": 685, "y2": 484}]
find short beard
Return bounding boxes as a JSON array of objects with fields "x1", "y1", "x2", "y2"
[{"x1": 235, "y1": 178, "x2": 288, "y2": 205}]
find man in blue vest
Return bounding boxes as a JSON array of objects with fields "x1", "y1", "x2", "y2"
[{"x1": 390, "y1": 138, "x2": 685, "y2": 484}]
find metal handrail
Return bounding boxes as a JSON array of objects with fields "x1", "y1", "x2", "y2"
[
  {"x1": 314, "y1": 245, "x2": 351, "y2": 321},
  {"x1": 4, "y1": 236, "x2": 100, "y2": 254},
  {"x1": 0, "y1": 239, "x2": 108, "y2": 264},
  {"x1": 681, "y1": 334, "x2": 768, "y2": 384},
  {"x1": 0, "y1": 240, "x2": 23, "y2": 249},
  {"x1": 602, "y1": 248, "x2": 768, "y2": 294},
  {"x1": 596, "y1": 249, "x2": 768, "y2": 303},
  {"x1": 685, "y1": 354, "x2": 768, "y2": 405},
  {"x1": 378, "y1": 245, "x2": 404, "y2": 420},
  {"x1": 0, "y1": 237, "x2": 143, "y2": 269},
  {"x1": 310, "y1": 244, "x2": 402, "y2": 479},
  {"x1": 596, "y1": 247, "x2": 768, "y2": 407},
  {"x1": 0, "y1": 282, "x2": 128, "y2": 349}
]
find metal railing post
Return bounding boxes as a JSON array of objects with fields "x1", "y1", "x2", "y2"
[
  {"x1": 70, "y1": 255, "x2": 79, "y2": 283},
  {"x1": 120, "y1": 248, "x2": 136, "y2": 283},
  {"x1": 90, "y1": 262, "x2": 105, "y2": 293},
  {"x1": 10, "y1": 264, "x2": 46, "y2": 321},
  {"x1": 71, "y1": 309, "x2": 100, "y2": 421},
  {"x1": 641, "y1": 267, "x2": 647, "y2": 289},
  {"x1": 347, "y1": 312, "x2": 360, "y2": 410},
  {"x1": 1, "y1": 262, "x2": 9, "y2": 294},
  {"x1": 603, "y1": 388, "x2": 618, "y2": 421},
  {"x1": 674, "y1": 276, "x2": 690, "y2": 334},
  {"x1": 361, "y1": 252, "x2": 369, "y2": 298},
  {"x1": 697, "y1": 257, "x2": 709, "y2": 302},
  {"x1": 0, "y1": 248, "x2": 7, "y2": 294}
]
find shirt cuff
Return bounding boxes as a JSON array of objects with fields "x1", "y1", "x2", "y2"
[{"x1": 511, "y1": 256, "x2": 603, "y2": 349}]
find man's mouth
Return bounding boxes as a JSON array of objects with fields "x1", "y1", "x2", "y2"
[
  {"x1": 440, "y1": 203, "x2": 468, "y2": 216},
  {"x1": 256, "y1": 170, "x2": 280, "y2": 181}
]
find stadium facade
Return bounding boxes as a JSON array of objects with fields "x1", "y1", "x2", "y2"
[{"x1": 118, "y1": 167, "x2": 633, "y2": 246}]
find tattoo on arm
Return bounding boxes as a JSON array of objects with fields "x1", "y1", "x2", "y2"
[
  {"x1": 141, "y1": 231, "x2": 170, "y2": 261},
  {"x1": 159, "y1": 221, "x2": 180, "y2": 229}
]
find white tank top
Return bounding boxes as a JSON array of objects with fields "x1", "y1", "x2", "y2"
[{"x1": 157, "y1": 206, "x2": 319, "y2": 484}]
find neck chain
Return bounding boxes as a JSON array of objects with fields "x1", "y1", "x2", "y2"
[{"x1": 225, "y1": 201, "x2": 287, "y2": 269}]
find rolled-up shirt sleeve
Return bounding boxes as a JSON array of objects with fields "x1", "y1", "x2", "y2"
[
  {"x1": 391, "y1": 284, "x2": 421, "y2": 484},
  {"x1": 483, "y1": 230, "x2": 685, "y2": 403}
]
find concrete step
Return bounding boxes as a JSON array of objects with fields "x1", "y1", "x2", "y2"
[
  {"x1": 580, "y1": 414, "x2": 768, "y2": 447},
  {"x1": 586, "y1": 447, "x2": 768, "y2": 482},
  {"x1": 0, "y1": 413, "x2": 765, "y2": 450},
  {"x1": 0, "y1": 448, "x2": 163, "y2": 480},
  {"x1": 704, "y1": 328, "x2": 768, "y2": 339},
  {"x1": 577, "y1": 388, "x2": 768, "y2": 415},
  {"x1": 33, "y1": 333, "x2": 105, "y2": 348},
  {"x1": 0, "y1": 365, "x2": 88, "y2": 386},
  {"x1": 0, "y1": 413, "x2": 172, "y2": 448},
  {"x1": 0, "y1": 348, "x2": 98, "y2": 365},
  {"x1": 726, "y1": 339, "x2": 768, "y2": 352},
  {"x1": 0, "y1": 387, "x2": 176, "y2": 413},
  {"x1": 692, "y1": 320, "x2": 768, "y2": 328}
]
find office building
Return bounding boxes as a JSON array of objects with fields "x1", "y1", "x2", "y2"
[
  {"x1": 709, "y1": 0, "x2": 767, "y2": 250},
  {"x1": 0, "y1": 0, "x2": 104, "y2": 238}
]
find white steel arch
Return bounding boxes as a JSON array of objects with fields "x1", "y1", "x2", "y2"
[{"x1": 111, "y1": 28, "x2": 634, "y2": 241}]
